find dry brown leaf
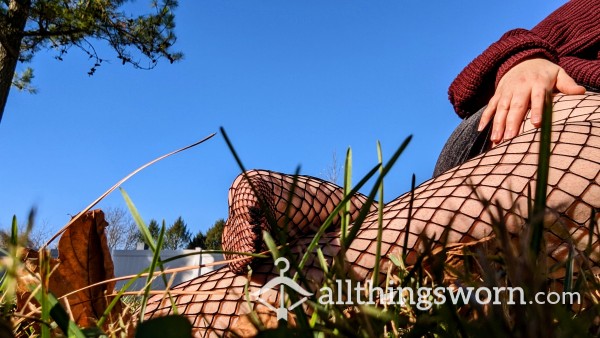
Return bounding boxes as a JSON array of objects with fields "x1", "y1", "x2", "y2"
[
  {"x1": 51, "y1": 209, "x2": 120, "y2": 327},
  {"x1": 16, "y1": 209, "x2": 123, "y2": 330}
]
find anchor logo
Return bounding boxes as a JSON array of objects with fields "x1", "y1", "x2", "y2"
[{"x1": 251, "y1": 257, "x2": 313, "y2": 321}]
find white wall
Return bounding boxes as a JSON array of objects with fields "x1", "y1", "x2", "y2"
[{"x1": 111, "y1": 249, "x2": 224, "y2": 290}]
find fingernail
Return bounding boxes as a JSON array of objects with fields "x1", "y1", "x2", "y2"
[
  {"x1": 477, "y1": 123, "x2": 484, "y2": 132},
  {"x1": 491, "y1": 130, "x2": 500, "y2": 142},
  {"x1": 531, "y1": 116, "x2": 540, "y2": 125},
  {"x1": 504, "y1": 128, "x2": 515, "y2": 140}
]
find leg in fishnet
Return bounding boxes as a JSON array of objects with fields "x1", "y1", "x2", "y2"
[
  {"x1": 223, "y1": 170, "x2": 375, "y2": 273},
  {"x1": 144, "y1": 93, "x2": 600, "y2": 337}
]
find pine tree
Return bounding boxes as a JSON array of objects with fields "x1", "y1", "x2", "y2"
[
  {"x1": 147, "y1": 219, "x2": 161, "y2": 240},
  {"x1": 137, "y1": 219, "x2": 161, "y2": 250},
  {"x1": 204, "y1": 219, "x2": 224, "y2": 250},
  {"x1": 164, "y1": 216, "x2": 191, "y2": 250},
  {"x1": 0, "y1": 0, "x2": 182, "y2": 124},
  {"x1": 187, "y1": 231, "x2": 206, "y2": 249}
]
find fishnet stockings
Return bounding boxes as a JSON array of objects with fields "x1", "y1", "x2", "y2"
[
  {"x1": 223, "y1": 170, "x2": 374, "y2": 273},
  {"x1": 144, "y1": 93, "x2": 600, "y2": 337}
]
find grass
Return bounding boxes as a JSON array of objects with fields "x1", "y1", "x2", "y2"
[{"x1": 1, "y1": 96, "x2": 599, "y2": 337}]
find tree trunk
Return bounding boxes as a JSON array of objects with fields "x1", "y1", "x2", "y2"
[{"x1": 0, "y1": 0, "x2": 31, "y2": 125}]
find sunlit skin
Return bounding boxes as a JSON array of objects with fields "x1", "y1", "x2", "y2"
[
  {"x1": 144, "y1": 93, "x2": 600, "y2": 337},
  {"x1": 479, "y1": 58, "x2": 586, "y2": 145}
]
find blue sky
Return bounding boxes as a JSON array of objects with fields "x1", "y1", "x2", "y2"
[{"x1": 0, "y1": 1, "x2": 565, "y2": 242}]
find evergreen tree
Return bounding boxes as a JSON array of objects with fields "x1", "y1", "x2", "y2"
[
  {"x1": 204, "y1": 219, "x2": 224, "y2": 250},
  {"x1": 164, "y1": 216, "x2": 191, "y2": 250},
  {"x1": 147, "y1": 219, "x2": 161, "y2": 240},
  {"x1": 186, "y1": 231, "x2": 206, "y2": 249},
  {"x1": 0, "y1": 0, "x2": 182, "y2": 124},
  {"x1": 137, "y1": 219, "x2": 161, "y2": 250}
]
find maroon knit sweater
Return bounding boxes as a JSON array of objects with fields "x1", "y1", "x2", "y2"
[{"x1": 449, "y1": 0, "x2": 600, "y2": 118}]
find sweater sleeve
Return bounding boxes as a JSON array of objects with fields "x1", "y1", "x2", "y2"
[
  {"x1": 448, "y1": 28, "x2": 559, "y2": 118},
  {"x1": 560, "y1": 56, "x2": 600, "y2": 90}
]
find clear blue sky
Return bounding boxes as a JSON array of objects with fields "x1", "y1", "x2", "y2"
[{"x1": 0, "y1": 1, "x2": 564, "y2": 241}]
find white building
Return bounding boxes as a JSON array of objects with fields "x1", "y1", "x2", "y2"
[{"x1": 111, "y1": 249, "x2": 224, "y2": 290}]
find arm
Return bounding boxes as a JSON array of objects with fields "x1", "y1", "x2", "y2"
[
  {"x1": 448, "y1": 28, "x2": 560, "y2": 119},
  {"x1": 480, "y1": 57, "x2": 584, "y2": 145},
  {"x1": 449, "y1": 0, "x2": 599, "y2": 143},
  {"x1": 145, "y1": 94, "x2": 600, "y2": 336}
]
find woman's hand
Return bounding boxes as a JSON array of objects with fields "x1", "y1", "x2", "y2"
[{"x1": 478, "y1": 58, "x2": 585, "y2": 145}]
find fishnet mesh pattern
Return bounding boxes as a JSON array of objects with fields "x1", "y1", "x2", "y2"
[
  {"x1": 222, "y1": 170, "x2": 374, "y2": 273},
  {"x1": 144, "y1": 93, "x2": 600, "y2": 337}
]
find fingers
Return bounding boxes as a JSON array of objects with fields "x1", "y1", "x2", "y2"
[
  {"x1": 556, "y1": 68, "x2": 586, "y2": 95},
  {"x1": 490, "y1": 94, "x2": 511, "y2": 143},
  {"x1": 487, "y1": 86, "x2": 551, "y2": 143},
  {"x1": 529, "y1": 68, "x2": 584, "y2": 127},
  {"x1": 477, "y1": 59, "x2": 586, "y2": 148},
  {"x1": 486, "y1": 91, "x2": 532, "y2": 143},
  {"x1": 478, "y1": 98, "x2": 497, "y2": 132},
  {"x1": 529, "y1": 86, "x2": 546, "y2": 127},
  {"x1": 503, "y1": 91, "x2": 531, "y2": 140}
]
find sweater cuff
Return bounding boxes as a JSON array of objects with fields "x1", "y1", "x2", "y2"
[
  {"x1": 449, "y1": 28, "x2": 558, "y2": 118},
  {"x1": 495, "y1": 48, "x2": 558, "y2": 86}
]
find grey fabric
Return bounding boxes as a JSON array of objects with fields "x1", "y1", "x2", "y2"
[
  {"x1": 435, "y1": 86, "x2": 599, "y2": 178},
  {"x1": 433, "y1": 106, "x2": 491, "y2": 178}
]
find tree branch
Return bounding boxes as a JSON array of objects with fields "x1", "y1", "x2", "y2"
[{"x1": 22, "y1": 28, "x2": 87, "y2": 38}]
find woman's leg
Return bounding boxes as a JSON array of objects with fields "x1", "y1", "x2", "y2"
[
  {"x1": 144, "y1": 93, "x2": 600, "y2": 337},
  {"x1": 348, "y1": 93, "x2": 600, "y2": 277},
  {"x1": 222, "y1": 169, "x2": 375, "y2": 273},
  {"x1": 350, "y1": 122, "x2": 600, "y2": 281}
]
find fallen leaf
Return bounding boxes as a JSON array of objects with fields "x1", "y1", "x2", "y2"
[
  {"x1": 15, "y1": 209, "x2": 123, "y2": 331},
  {"x1": 51, "y1": 209, "x2": 120, "y2": 327}
]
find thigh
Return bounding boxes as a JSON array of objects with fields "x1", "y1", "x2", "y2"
[{"x1": 521, "y1": 92, "x2": 600, "y2": 133}]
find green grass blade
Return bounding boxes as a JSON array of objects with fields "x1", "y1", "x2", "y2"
[
  {"x1": 1, "y1": 216, "x2": 19, "y2": 317},
  {"x1": 97, "y1": 268, "x2": 147, "y2": 327},
  {"x1": 295, "y1": 163, "x2": 381, "y2": 276},
  {"x1": 342, "y1": 147, "x2": 352, "y2": 242},
  {"x1": 344, "y1": 135, "x2": 412, "y2": 247},
  {"x1": 279, "y1": 166, "x2": 302, "y2": 253},
  {"x1": 40, "y1": 249, "x2": 50, "y2": 338},
  {"x1": 587, "y1": 207, "x2": 597, "y2": 255},
  {"x1": 139, "y1": 222, "x2": 167, "y2": 321},
  {"x1": 121, "y1": 188, "x2": 179, "y2": 318},
  {"x1": 530, "y1": 91, "x2": 553, "y2": 254},
  {"x1": 29, "y1": 287, "x2": 86, "y2": 338},
  {"x1": 402, "y1": 174, "x2": 416, "y2": 260},
  {"x1": 25, "y1": 208, "x2": 36, "y2": 238},
  {"x1": 2, "y1": 210, "x2": 36, "y2": 317},
  {"x1": 100, "y1": 245, "x2": 271, "y2": 327},
  {"x1": 563, "y1": 245, "x2": 574, "y2": 299},
  {"x1": 121, "y1": 188, "x2": 156, "y2": 252},
  {"x1": 527, "y1": 183, "x2": 533, "y2": 222},
  {"x1": 263, "y1": 231, "x2": 281, "y2": 261},
  {"x1": 243, "y1": 269, "x2": 266, "y2": 332},
  {"x1": 220, "y1": 127, "x2": 278, "y2": 230},
  {"x1": 10, "y1": 215, "x2": 18, "y2": 247},
  {"x1": 316, "y1": 248, "x2": 329, "y2": 275},
  {"x1": 100, "y1": 246, "x2": 248, "y2": 327},
  {"x1": 372, "y1": 141, "x2": 384, "y2": 287}
]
